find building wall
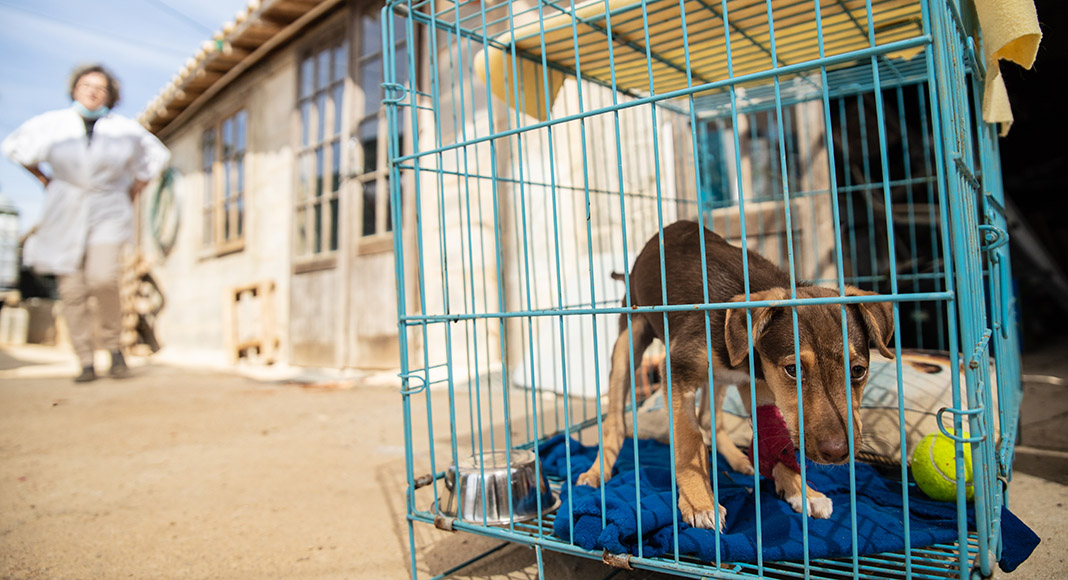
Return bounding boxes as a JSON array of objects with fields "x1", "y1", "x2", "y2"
[
  {"x1": 137, "y1": 0, "x2": 696, "y2": 377},
  {"x1": 141, "y1": 5, "x2": 406, "y2": 371},
  {"x1": 140, "y1": 44, "x2": 299, "y2": 367}
]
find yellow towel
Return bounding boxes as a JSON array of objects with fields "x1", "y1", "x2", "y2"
[{"x1": 973, "y1": 0, "x2": 1042, "y2": 136}]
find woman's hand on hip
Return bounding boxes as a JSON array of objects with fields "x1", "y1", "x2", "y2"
[
  {"x1": 23, "y1": 164, "x2": 50, "y2": 188},
  {"x1": 129, "y1": 179, "x2": 148, "y2": 201}
]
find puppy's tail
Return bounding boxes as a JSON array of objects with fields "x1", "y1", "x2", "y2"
[{"x1": 611, "y1": 271, "x2": 626, "y2": 282}]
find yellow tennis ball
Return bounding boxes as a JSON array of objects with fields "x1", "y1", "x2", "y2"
[{"x1": 911, "y1": 431, "x2": 974, "y2": 502}]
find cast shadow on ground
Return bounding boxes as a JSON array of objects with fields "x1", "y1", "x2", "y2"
[{"x1": 0, "y1": 347, "x2": 48, "y2": 371}]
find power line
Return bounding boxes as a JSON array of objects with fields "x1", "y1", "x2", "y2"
[
  {"x1": 0, "y1": 1, "x2": 191, "y2": 58},
  {"x1": 140, "y1": 0, "x2": 217, "y2": 36}
]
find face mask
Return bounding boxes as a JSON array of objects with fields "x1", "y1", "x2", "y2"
[{"x1": 72, "y1": 101, "x2": 110, "y2": 119}]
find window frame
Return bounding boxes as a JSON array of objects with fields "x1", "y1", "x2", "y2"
[
  {"x1": 353, "y1": 8, "x2": 409, "y2": 256},
  {"x1": 201, "y1": 107, "x2": 249, "y2": 257},
  {"x1": 294, "y1": 32, "x2": 349, "y2": 270}
]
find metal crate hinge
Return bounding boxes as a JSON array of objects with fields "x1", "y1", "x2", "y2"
[
  {"x1": 983, "y1": 190, "x2": 1007, "y2": 219},
  {"x1": 601, "y1": 551, "x2": 634, "y2": 570},
  {"x1": 953, "y1": 154, "x2": 982, "y2": 191},
  {"x1": 965, "y1": 36, "x2": 987, "y2": 81},
  {"x1": 434, "y1": 513, "x2": 456, "y2": 532},
  {"x1": 413, "y1": 473, "x2": 435, "y2": 489},
  {"x1": 970, "y1": 553, "x2": 996, "y2": 580},
  {"x1": 968, "y1": 329, "x2": 992, "y2": 370},
  {"x1": 997, "y1": 436, "x2": 1016, "y2": 480}
]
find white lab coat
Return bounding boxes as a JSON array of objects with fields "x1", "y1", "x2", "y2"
[{"x1": 1, "y1": 107, "x2": 170, "y2": 275}]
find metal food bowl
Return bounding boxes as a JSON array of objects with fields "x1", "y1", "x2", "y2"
[{"x1": 440, "y1": 449, "x2": 559, "y2": 525}]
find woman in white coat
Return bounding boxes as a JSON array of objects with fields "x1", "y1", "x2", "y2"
[{"x1": 2, "y1": 64, "x2": 170, "y2": 382}]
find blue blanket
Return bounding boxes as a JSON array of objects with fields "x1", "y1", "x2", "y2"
[{"x1": 538, "y1": 435, "x2": 1038, "y2": 571}]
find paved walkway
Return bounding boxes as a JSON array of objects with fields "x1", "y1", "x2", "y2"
[{"x1": 0, "y1": 343, "x2": 1065, "y2": 579}]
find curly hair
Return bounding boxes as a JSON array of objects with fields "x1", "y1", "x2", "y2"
[{"x1": 69, "y1": 63, "x2": 121, "y2": 109}]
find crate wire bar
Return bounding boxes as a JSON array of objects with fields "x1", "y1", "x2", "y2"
[{"x1": 384, "y1": 0, "x2": 1020, "y2": 578}]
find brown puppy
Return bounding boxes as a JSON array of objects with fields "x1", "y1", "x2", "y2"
[{"x1": 577, "y1": 220, "x2": 894, "y2": 530}]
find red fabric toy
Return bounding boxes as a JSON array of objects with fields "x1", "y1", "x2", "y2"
[{"x1": 746, "y1": 404, "x2": 801, "y2": 477}]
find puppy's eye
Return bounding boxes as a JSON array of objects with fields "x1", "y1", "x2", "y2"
[
  {"x1": 784, "y1": 364, "x2": 799, "y2": 379},
  {"x1": 850, "y1": 365, "x2": 868, "y2": 380}
]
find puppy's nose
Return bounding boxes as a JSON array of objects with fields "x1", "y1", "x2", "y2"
[{"x1": 818, "y1": 439, "x2": 849, "y2": 463}]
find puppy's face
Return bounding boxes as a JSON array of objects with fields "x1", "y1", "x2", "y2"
[{"x1": 725, "y1": 286, "x2": 894, "y2": 464}]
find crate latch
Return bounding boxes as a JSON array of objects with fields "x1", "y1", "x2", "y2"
[
  {"x1": 935, "y1": 407, "x2": 987, "y2": 443},
  {"x1": 978, "y1": 224, "x2": 1008, "y2": 253},
  {"x1": 381, "y1": 82, "x2": 408, "y2": 105},
  {"x1": 399, "y1": 373, "x2": 428, "y2": 395}
]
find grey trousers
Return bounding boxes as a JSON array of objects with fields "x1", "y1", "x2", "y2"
[{"x1": 56, "y1": 244, "x2": 123, "y2": 367}]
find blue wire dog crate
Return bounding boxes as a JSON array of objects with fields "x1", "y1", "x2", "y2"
[{"x1": 383, "y1": 0, "x2": 1021, "y2": 577}]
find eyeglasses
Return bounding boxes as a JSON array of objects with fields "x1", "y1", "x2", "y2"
[{"x1": 76, "y1": 83, "x2": 109, "y2": 95}]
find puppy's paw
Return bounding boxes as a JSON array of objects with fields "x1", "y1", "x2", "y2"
[
  {"x1": 680, "y1": 501, "x2": 728, "y2": 531},
  {"x1": 576, "y1": 469, "x2": 607, "y2": 488},
  {"x1": 785, "y1": 494, "x2": 834, "y2": 519},
  {"x1": 715, "y1": 434, "x2": 755, "y2": 476},
  {"x1": 725, "y1": 454, "x2": 755, "y2": 476}
]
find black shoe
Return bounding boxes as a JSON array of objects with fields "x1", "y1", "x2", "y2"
[
  {"x1": 74, "y1": 366, "x2": 97, "y2": 383},
  {"x1": 109, "y1": 350, "x2": 131, "y2": 379}
]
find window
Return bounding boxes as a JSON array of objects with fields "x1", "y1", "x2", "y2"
[
  {"x1": 697, "y1": 110, "x2": 802, "y2": 212},
  {"x1": 202, "y1": 109, "x2": 248, "y2": 252},
  {"x1": 355, "y1": 12, "x2": 407, "y2": 246},
  {"x1": 296, "y1": 40, "x2": 347, "y2": 259}
]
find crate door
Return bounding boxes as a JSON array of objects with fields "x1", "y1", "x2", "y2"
[{"x1": 701, "y1": 100, "x2": 837, "y2": 282}]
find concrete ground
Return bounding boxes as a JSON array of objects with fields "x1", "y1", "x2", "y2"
[{"x1": 1, "y1": 341, "x2": 1066, "y2": 579}]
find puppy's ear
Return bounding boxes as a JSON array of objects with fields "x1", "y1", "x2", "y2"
[
  {"x1": 845, "y1": 286, "x2": 895, "y2": 359},
  {"x1": 724, "y1": 288, "x2": 787, "y2": 367}
]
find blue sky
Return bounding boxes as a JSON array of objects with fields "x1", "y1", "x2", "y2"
[{"x1": 0, "y1": 0, "x2": 249, "y2": 232}]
